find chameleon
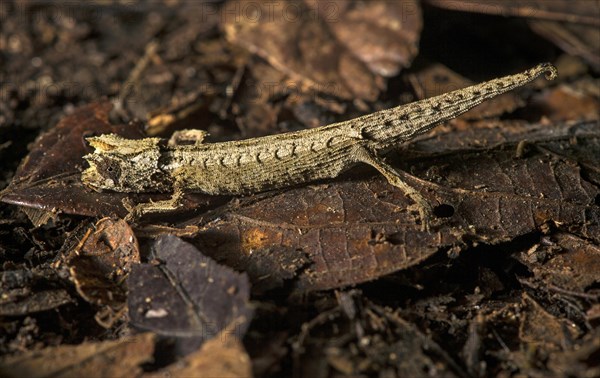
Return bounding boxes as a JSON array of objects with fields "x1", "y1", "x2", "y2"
[{"x1": 82, "y1": 63, "x2": 558, "y2": 228}]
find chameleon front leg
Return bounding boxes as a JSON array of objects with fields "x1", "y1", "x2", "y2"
[
  {"x1": 351, "y1": 145, "x2": 436, "y2": 231},
  {"x1": 123, "y1": 170, "x2": 188, "y2": 222},
  {"x1": 123, "y1": 189, "x2": 185, "y2": 222}
]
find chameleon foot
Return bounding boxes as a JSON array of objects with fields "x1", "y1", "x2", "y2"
[{"x1": 352, "y1": 145, "x2": 438, "y2": 231}]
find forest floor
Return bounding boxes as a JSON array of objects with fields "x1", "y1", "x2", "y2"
[{"x1": 1, "y1": 1, "x2": 599, "y2": 377}]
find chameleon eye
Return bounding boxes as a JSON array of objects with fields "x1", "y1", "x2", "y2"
[{"x1": 96, "y1": 158, "x2": 121, "y2": 182}]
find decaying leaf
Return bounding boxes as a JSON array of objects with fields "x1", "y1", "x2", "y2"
[
  {"x1": 145, "y1": 329, "x2": 252, "y2": 378},
  {"x1": 4, "y1": 94, "x2": 597, "y2": 295},
  {"x1": 128, "y1": 235, "x2": 252, "y2": 356},
  {"x1": 222, "y1": 60, "x2": 286, "y2": 139},
  {"x1": 516, "y1": 233, "x2": 600, "y2": 294},
  {"x1": 405, "y1": 118, "x2": 599, "y2": 156},
  {"x1": 529, "y1": 78, "x2": 600, "y2": 122},
  {"x1": 519, "y1": 293, "x2": 581, "y2": 349},
  {"x1": 0, "y1": 333, "x2": 155, "y2": 378},
  {"x1": 223, "y1": 0, "x2": 422, "y2": 101},
  {"x1": 66, "y1": 218, "x2": 140, "y2": 328},
  {"x1": 0, "y1": 102, "x2": 226, "y2": 219},
  {"x1": 0, "y1": 289, "x2": 72, "y2": 317},
  {"x1": 185, "y1": 120, "x2": 599, "y2": 290},
  {"x1": 0, "y1": 102, "x2": 144, "y2": 218}
]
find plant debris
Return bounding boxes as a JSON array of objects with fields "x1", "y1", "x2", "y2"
[
  {"x1": 1, "y1": 1, "x2": 598, "y2": 376},
  {"x1": 127, "y1": 235, "x2": 252, "y2": 356}
]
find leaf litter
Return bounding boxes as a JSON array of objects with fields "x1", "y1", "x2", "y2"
[
  {"x1": 1, "y1": 1, "x2": 599, "y2": 376},
  {"x1": 127, "y1": 235, "x2": 252, "y2": 356},
  {"x1": 65, "y1": 218, "x2": 140, "y2": 328}
]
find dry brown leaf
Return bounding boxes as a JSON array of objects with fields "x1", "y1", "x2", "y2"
[
  {"x1": 0, "y1": 102, "x2": 226, "y2": 219},
  {"x1": 529, "y1": 79, "x2": 600, "y2": 122},
  {"x1": 519, "y1": 293, "x2": 581, "y2": 350},
  {"x1": 223, "y1": 0, "x2": 422, "y2": 101},
  {"x1": 0, "y1": 333, "x2": 155, "y2": 378},
  {"x1": 128, "y1": 235, "x2": 252, "y2": 356},
  {"x1": 66, "y1": 218, "x2": 140, "y2": 328},
  {"x1": 516, "y1": 233, "x2": 600, "y2": 294},
  {"x1": 145, "y1": 329, "x2": 252, "y2": 378},
  {"x1": 0, "y1": 289, "x2": 72, "y2": 317},
  {"x1": 0, "y1": 102, "x2": 145, "y2": 218},
  {"x1": 185, "y1": 121, "x2": 599, "y2": 290}
]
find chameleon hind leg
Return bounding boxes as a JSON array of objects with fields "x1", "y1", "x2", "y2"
[{"x1": 351, "y1": 145, "x2": 436, "y2": 231}]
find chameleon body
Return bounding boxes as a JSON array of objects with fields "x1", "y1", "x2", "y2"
[{"x1": 82, "y1": 63, "x2": 557, "y2": 223}]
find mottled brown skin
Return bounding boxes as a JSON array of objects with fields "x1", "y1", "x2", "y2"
[{"x1": 83, "y1": 63, "x2": 557, "y2": 226}]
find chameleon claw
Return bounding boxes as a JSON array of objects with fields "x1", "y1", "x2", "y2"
[{"x1": 122, "y1": 198, "x2": 140, "y2": 222}]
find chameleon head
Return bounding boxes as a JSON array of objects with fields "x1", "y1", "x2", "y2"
[{"x1": 82, "y1": 134, "x2": 173, "y2": 193}]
